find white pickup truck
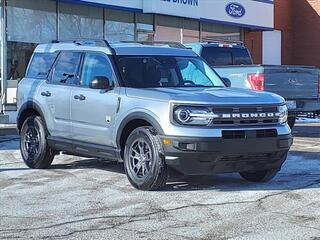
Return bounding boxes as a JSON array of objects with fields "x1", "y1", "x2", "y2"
[{"x1": 186, "y1": 42, "x2": 320, "y2": 128}]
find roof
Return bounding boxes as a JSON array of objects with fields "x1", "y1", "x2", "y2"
[{"x1": 34, "y1": 41, "x2": 198, "y2": 57}]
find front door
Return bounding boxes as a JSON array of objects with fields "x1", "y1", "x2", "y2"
[{"x1": 71, "y1": 52, "x2": 119, "y2": 146}]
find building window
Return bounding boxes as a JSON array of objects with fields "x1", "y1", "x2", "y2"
[
  {"x1": 59, "y1": 3, "x2": 103, "y2": 40},
  {"x1": 155, "y1": 15, "x2": 199, "y2": 43},
  {"x1": 136, "y1": 13, "x2": 154, "y2": 41},
  {"x1": 183, "y1": 18, "x2": 199, "y2": 43},
  {"x1": 105, "y1": 9, "x2": 134, "y2": 41},
  {"x1": 201, "y1": 22, "x2": 241, "y2": 41},
  {"x1": 6, "y1": 0, "x2": 57, "y2": 104},
  {"x1": 155, "y1": 15, "x2": 184, "y2": 42},
  {"x1": 7, "y1": 0, "x2": 57, "y2": 43}
]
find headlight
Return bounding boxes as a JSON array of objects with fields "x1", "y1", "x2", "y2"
[
  {"x1": 278, "y1": 105, "x2": 288, "y2": 124},
  {"x1": 173, "y1": 106, "x2": 216, "y2": 126}
]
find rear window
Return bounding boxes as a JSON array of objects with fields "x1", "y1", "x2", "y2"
[
  {"x1": 27, "y1": 53, "x2": 58, "y2": 79},
  {"x1": 201, "y1": 47, "x2": 253, "y2": 66}
]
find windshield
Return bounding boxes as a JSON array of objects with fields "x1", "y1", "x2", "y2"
[{"x1": 116, "y1": 56, "x2": 225, "y2": 88}]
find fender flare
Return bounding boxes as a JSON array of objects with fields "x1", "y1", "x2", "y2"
[
  {"x1": 17, "y1": 101, "x2": 47, "y2": 132},
  {"x1": 116, "y1": 112, "x2": 164, "y2": 148}
]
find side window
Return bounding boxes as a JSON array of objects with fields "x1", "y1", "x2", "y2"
[
  {"x1": 27, "y1": 53, "x2": 58, "y2": 79},
  {"x1": 81, "y1": 53, "x2": 114, "y2": 87},
  {"x1": 51, "y1": 52, "x2": 82, "y2": 85}
]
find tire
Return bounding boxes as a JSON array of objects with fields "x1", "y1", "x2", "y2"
[
  {"x1": 124, "y1": 127, "x2": 168, "y2": 191},
  {"x1": 288, "y1": 116, "x2": 296, "y2": 129},
  {"x1": 239, "y1": 169, "x2": 279, "y2": 183},
  {"x1": 20, "y1": 116, "x2": 55, "y2": 169}
]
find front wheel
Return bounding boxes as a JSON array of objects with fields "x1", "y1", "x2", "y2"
[
  {"x1": 239, "y1": 169, "x2": 279, "y2": 183},
  {"x1": 124, "y1": 127, "x2": 168, "y2": 191},
  {"x1": 20, "y1": 116, "x2": 55, "y2": 169}
]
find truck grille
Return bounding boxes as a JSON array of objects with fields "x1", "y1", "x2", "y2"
[{"x1": 210, "y1": 105, "x2": 280, "y2": 126}]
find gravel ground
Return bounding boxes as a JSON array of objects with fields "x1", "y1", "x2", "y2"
[{"x1": 0, "y1": 123, "x2": 319, "y2": 240}]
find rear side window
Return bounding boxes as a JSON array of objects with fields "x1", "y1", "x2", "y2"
[
  {"x1": 27, "y1": 53, "x2": 58, "y2": 79},
  {"x1": 201, "y1": 47, "x2": 253, "y2": 66},
  {"x1": 51, "y1": 52, "x2": 82, "y2": 85}
]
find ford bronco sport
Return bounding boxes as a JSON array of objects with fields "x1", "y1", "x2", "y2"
[{"x1": 17, "y1": 40, "x2": 293, "y2": 190}]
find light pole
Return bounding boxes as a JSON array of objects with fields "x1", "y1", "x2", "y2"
[{"x1": 0, "y1": 0, "x2": 7, "y2": 114}]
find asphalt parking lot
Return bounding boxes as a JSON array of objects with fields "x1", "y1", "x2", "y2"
[{"x1": 0, "y1": 123, "x2": 319, "y2": 240}]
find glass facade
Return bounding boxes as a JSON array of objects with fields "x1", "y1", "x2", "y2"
[
  {"x1": 201, "y1": 22, "x2": 241, "y2": 41},
  {"x1": 0, "y1": 0, "x2": 243, "y2": 107},
  {"x1": 136, "y1": 13, "x2": 154, "y2": 41},
  {"x1": 105, "y1": 9, "x2": 134, "y2": 41},
  {"x1": 155, "y1": 15, "x2": 241, "y2": 43},
  {"x1": 7, "y1": 0, "x2": 56, "y2": 43},
  {"x1": 59, "y1": 2, "x2": 103, "y2": 40}
]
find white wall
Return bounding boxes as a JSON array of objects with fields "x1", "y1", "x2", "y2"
[
  {"x1": 81, "y1": 0, "x2": 274, "y2": 29},
  {"x1": 262, "y1": 30, "x2": 282, "y2": 65}
]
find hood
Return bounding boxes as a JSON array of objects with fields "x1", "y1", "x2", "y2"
[{"x1": 125, "y1": 87, "x2": 285, "y2": 105}]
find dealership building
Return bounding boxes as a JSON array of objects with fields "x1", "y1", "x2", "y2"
[{"x1": 0, "y1": 0, "x2": 275, "y2": 122}]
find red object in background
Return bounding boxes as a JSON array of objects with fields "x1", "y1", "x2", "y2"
[
  {"x1": 248, "y1": 73, "x2": 265, "y2": 91},
  {"x1": 318, "y1": 74, "x2": 320, "y2": 96}
]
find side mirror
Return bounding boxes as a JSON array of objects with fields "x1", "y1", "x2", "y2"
[
  {"x1": 89, "y1": 76, "x2": 111, "y2": 90},
  {"x1": 221, "y1": 77, "x2": 232, "y2": 87}
]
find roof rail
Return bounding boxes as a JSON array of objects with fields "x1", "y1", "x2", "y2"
[
  {"x1": 201, "y1": 38, "x2": 243, "y2": 45},
  {"x1": 51, "y1": 39, "x2": 116, "y2": 54},
  {"x1": 52, "y1": 39, "x2": 113, "y2": 48},
  {"x1": 120, "y1": 41, "x2": 187, "y2": 49}
]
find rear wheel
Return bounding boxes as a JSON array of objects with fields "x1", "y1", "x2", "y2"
[
  {"x1": 124, "y1": 127, "x2": 168, "y2": 191},
  {"x1": 288, "y1": 116, "x2": 296, "y2": 129},
  {"x1": 20, "y1": 116, "x2": 55, "y2": 169},
  {"x1": 239, "y1": 169, "x2": 279, "y2": 183}
]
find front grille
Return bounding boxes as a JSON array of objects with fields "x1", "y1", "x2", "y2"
[
  {"x1": 211, "y1": 105, "x2": 280, "y2": 126},
  {"x1": 219, "y1": 152, "x2": 281, "y2": 162},
  {"x1": 222, "y1": 129, "x2": 278, "y2": 139},
  {"x1": 222, "y1": 130, "x2": 245, "y2": 139}
]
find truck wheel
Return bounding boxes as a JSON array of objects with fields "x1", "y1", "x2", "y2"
[
  {"x1": 288, "y1": 116, "x2": 296, "y2": 129},
  {"x1": 124, "y1": 127, "x2": 168, "y2": 191},
  {"x1": 20, "y1": 116, "x2": 55, "y2": 169},
  {"x1": 239, "y1": 169, "x2": 278, "y2": 183}
]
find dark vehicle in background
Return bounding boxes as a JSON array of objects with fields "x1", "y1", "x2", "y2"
[{"x1": 186, "y1": 42, "x2": 320, "y2": 128}]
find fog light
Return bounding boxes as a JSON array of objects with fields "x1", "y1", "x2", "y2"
[{"x1": 163, "y1": 138, "x2": 172, "y2": 145}]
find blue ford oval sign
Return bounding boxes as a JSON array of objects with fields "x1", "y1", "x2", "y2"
[{"x1": 226, "y1": 2, "x2": 246, "y2": 18}]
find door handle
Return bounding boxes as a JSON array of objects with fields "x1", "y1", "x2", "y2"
[
  {"x1": 41, "y1": 91, "x2": 51, "y2": 97},
  {"x1": 74, "y1": 94, "x2": 86, "y2": 101}
]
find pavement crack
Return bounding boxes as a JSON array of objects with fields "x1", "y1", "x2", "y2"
[{"x1": 3, "y1": 179, "x2": 320, "y2": 235}]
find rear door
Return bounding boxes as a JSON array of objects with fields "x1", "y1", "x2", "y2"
[
  {"x1": 70, "y1": 52, "x2": 119, "y2": 146},
  {"x1": 264, "y1": 66, "x2": 319, "y2": 99},
  {"x1": 38, "y1": 51, "x2": 82, "y2": 139}
]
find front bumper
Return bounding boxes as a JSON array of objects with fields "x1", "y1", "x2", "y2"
[{"x1": 161, "y1": 132, "x2": 292, "y2": 175}]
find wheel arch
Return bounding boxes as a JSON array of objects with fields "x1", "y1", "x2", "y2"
[
  {"x1": 17, "y1": 101, "x2": 47, "y2": 134},
  {"x1": 116, "y1": 112, "x2": 164, "y2": 157}
]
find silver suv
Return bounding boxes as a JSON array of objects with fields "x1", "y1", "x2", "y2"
[{"x1": 17, "y1": 40, "x2": 293, "y2": 190}]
